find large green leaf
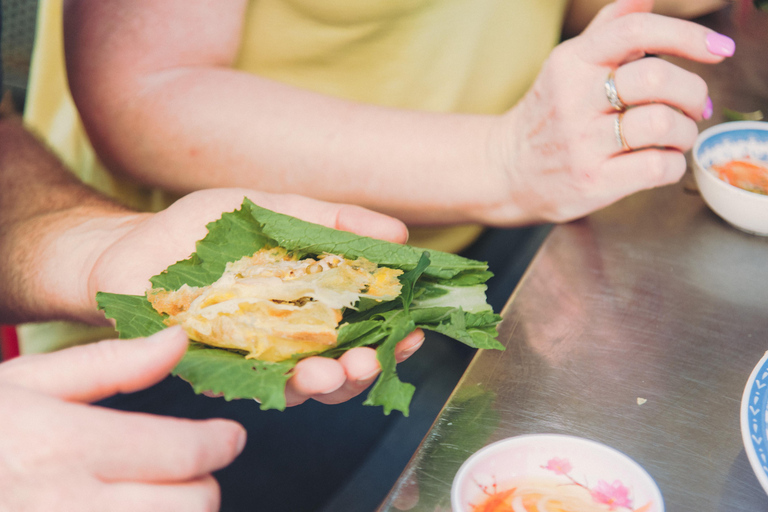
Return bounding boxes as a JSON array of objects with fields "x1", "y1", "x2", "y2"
[
  {"x1": 173, "y1": 344, "x2": 294, "y2": 409},
  {"x1": 242, "y1": 199, "x2": 487, "y2": 279},
  {"x1": 97, "y1": 199, "x2": 502, "y2": 414}
]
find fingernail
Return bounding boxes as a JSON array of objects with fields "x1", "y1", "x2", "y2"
[
  {"x1": 702, "y1": 96, "x2": 713, "y2": 120},
  {"x1": 706, "y1": 32, "x2": 735, "y2": 57},
  {"x1": 147, "y1": 325, "x2": 184, "y2": 342},
  {"x1": 399, "y1": 338, "x2": 424, "y2": 360},
  {"x1": 358, "y1": 368, "x2": 381, "y2": 382},
  {"x1": 236, "y1": 430, "x2": 247, "y2": 454}
]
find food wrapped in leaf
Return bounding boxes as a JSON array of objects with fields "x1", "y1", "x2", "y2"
[
  {"x1": 148, "y1": 248, "x2": 403, "y2": 361},
  {"x1": 97, "y1": 199, "x2": 503, "y2": 414}
]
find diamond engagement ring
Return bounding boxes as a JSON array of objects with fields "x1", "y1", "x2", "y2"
[
  {"x1": 604, "y1": 70, "x2": 627, "y2": 112},
  {"x1": 614, "y1": 112, "x2": 631, "y2": 152}
]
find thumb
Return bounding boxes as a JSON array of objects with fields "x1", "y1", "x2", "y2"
[
  {"x1": 583, "y1": 0, "x2": 654, "y2": 32},
  {"x1": 0, "y1": 326, "x2": 189, "y2": 403}
]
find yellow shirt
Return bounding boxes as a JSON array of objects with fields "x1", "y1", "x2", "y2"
[{"x1": 20, "y1": 0, "x2": 567, "y2": 353}]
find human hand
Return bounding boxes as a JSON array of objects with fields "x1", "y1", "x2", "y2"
[
  {"x1": 86, "y1": 188, "x2": 419, "y2": 406},
  {"x1": 493, "y1": 0, "x2": 734, "y2": 224},
  {"x1": 0, "y1": 327, "x2": 245, "y2": 512}
]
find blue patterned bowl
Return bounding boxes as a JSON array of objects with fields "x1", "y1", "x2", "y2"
[
  {"x1": 741, "y1": 351, "x2": 768, "y2": 495},
  {"x1": 692, "y1": 121, "x2": 768, "y2": 236}
]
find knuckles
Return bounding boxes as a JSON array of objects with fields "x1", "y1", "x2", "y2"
[
  {"x1": 645, "y1": 105, "x2": 677, "y2": 140},
  {"x1": 636, "y1": 58, "x2": 670, "y2": 94}
]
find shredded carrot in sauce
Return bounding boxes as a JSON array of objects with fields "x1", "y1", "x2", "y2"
[
  {"x1": 711, "y1": 159, "x2": 768, "y2": 195},
  {"x1": 469, "y1": 481, "x2": 649, "y2": 512}
]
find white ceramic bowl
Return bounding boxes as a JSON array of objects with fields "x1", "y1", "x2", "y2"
[
  {"x1": 740, "y1": 351, "x2": 768, "y2": 496},
  {"x1": 692, "y1": 121, "x2": 768, "y2": 236},
  {"x1": 451, "y1": 434, "x2": 664, "y2": 512}
]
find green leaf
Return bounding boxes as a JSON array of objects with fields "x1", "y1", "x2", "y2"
[
  {"x1": 363, "y1": 312, "x2": 416, "y2": 416},
  {"x1": 151, "y1": 207, "x2": 273, "y2": 290},
  {"x1": 96, "y1": 292, "x2": 167, "y2": 338},
  {"x1": 97, "y1": 199, "x2": 502, "y2": 414},
  {"x1": 398, "y1": 252, "x2": 431, "y2": 314},
  {"x1": 173, "y1": 343, "x2": 294, "y2": 410},
  {"x1": 411, "y1": 308, "x2": 504, "y2": 350},
  {"x1": 722, "y1": 107, "x2": 764, "y2": 122},
  {"x1": 243, "y1": 199, "x2": 487, "y2": 279}
]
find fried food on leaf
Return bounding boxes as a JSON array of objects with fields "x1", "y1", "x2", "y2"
[{"x1": 97, "y1": 199, "x2": 502, "y2": 414}]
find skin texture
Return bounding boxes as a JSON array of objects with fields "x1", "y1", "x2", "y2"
[
  {"x1": 0, "y1": 327, "x2": 243, "y2": 512},
  {"x1": 64, "y1": 0, "x2": 731, "y2": 227},
  {"x1": 0, "y1": 118, "x2": 422, "y2": 509}
]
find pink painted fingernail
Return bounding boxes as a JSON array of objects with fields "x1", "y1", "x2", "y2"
[
  {"x1": 706, "y1": 32, "x2": 735, "y2": 57},
  {"x1": 702, "y1": 96, "x2": 713, "y2": 120}
]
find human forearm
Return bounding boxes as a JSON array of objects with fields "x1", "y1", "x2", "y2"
[
  {"x1": 0, "y1": 118, "x2": 141, "y2": 324},
  {"x1": 74, "y1": 68, "x2": 510, "y2": 226},
  {"x1": 64, "y1": 0, "x2": 529, "y2": 227}
]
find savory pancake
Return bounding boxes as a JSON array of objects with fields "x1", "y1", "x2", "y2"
[{"x1": 148, "y1": 247, "x2": 403, "y2": 361}]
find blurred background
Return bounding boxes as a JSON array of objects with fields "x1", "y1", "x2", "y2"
[{"x1": 1, "y1": 0, "x2": 38, "y2": 111}]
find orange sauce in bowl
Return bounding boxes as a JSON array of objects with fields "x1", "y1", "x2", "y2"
[
  {"x1": 470, "y1": 478, "x2": 652, "y2": 512},
  {"x1": 710, "y1": 159, "x2": 768, "y2": 195}
]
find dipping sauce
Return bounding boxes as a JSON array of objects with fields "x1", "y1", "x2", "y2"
[
  {"x1": 710, "y1": 158, "x2": 768, "y2": 195},
  {"x1": 471, "y1": 477, "x2": 651, "y2": 512}
]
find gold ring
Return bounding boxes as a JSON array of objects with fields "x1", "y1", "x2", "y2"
[
  {"x1": 614, "y1": 112, "x2": 631, "y2": 151},
  {"x1": 605, "y1": 70, "x2": 627, "y2": 112}
]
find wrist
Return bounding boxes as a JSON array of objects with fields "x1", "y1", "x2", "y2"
[
  {"x1": 470, "y1": 113, "x2": 539, "y2": 226},
  {"x1": 32, "y1": 210, "x2": 147, "y2": 325}
]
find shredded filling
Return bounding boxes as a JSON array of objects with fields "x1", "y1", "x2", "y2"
[{"x1": 148, "y1": 247, "x2": 403, "y2": 361}]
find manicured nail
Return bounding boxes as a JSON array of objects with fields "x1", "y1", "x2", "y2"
[
  {"x1": 706, "y1": 32, "x2": 735, "y2": 57},
  {"x1": 702, "y1": 96, "x2": 713, "y2": 120}
]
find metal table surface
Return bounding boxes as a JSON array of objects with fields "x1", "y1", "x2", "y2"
[{"x1": 379, "y1": 7, "x2": 768, "y2": 511}]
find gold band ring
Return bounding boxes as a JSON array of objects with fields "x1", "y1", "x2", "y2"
[
  {"x1": 614, "y1": 112, "x2": 631, "y2": 152},
  {"x1": 604, "y1": 70, "x2": 627, "y2": 112}
]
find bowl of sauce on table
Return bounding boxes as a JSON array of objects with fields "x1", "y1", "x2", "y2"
[
  {"x1": 451, "y1": 434, "x2": 663, "y2": 512},
  {"x1": 692, "y1": 121, "x2": 768, "y2": 236}
]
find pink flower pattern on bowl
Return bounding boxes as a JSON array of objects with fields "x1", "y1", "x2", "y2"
[{"x1": 542, "y1": 458, "x2": 634, "y2": 510}]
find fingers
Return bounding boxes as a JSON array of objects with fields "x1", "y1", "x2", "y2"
[
  {"x1": 609, "y1": 57, "x2": 710, "y2": 120},
  {"x1": 0, "y1": 326, "x2": 189, "y2": 403},
  {"x1": 584, "y1": 0, "x2": 653, "y2": 33},
  {"x1": 76, "y1": 409, "x2": 246, "y2": 482},
  {"x1": 336, "y1": 205, "x2": 409, "y2": 244},
  {"x1": 285, "y1": 329, "x2": 425, "y2": 406},
  {"x1": 284, "y1": 356, "x2": 346, "y2": 406},
  {"x1": 308, "y1": 330, "x2": 425, "y2": 405},
  {"x1": 95, "y1": 476, "x2": 220, "y2": 512},
  {"x1": 394, "y1": 329, "x2": 426, "y2": 363},
  {"x1": 309, "y1": 348, "x2": 383, "y2": 405},
  {"x1": 597, "y1": 105, "x2": 699, "y2": 156},
  {"x1": 582, "y1": 12, "x2": 734, "y2": 66},
  {"x1": 238, "y1": 191, "x2": 409, "y2": 243},
  {"x1": 601, "y1": 148, "x2": 687, "y2": 196},
  {"x1": 1, "y1": 381, "x2": 246, "y2": 484}
]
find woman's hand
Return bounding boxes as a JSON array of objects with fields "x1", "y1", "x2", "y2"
[
  {"x1": 84, "y1": 188, "x2": 420, "y2": 406},
  {"x1": 0, "y1": 327, "x2": 245, "y2": 512},
  {"x1": 494, "y1": 0, "x2": 734, "y2": 224}
]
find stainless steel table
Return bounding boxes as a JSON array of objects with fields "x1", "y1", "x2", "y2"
[
  {"x1": 379, "y1": 7, "x2": 768, "y2": 510},
  {"x1": 379, "y1": 180, "x2": 768, "y2": 511}
]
